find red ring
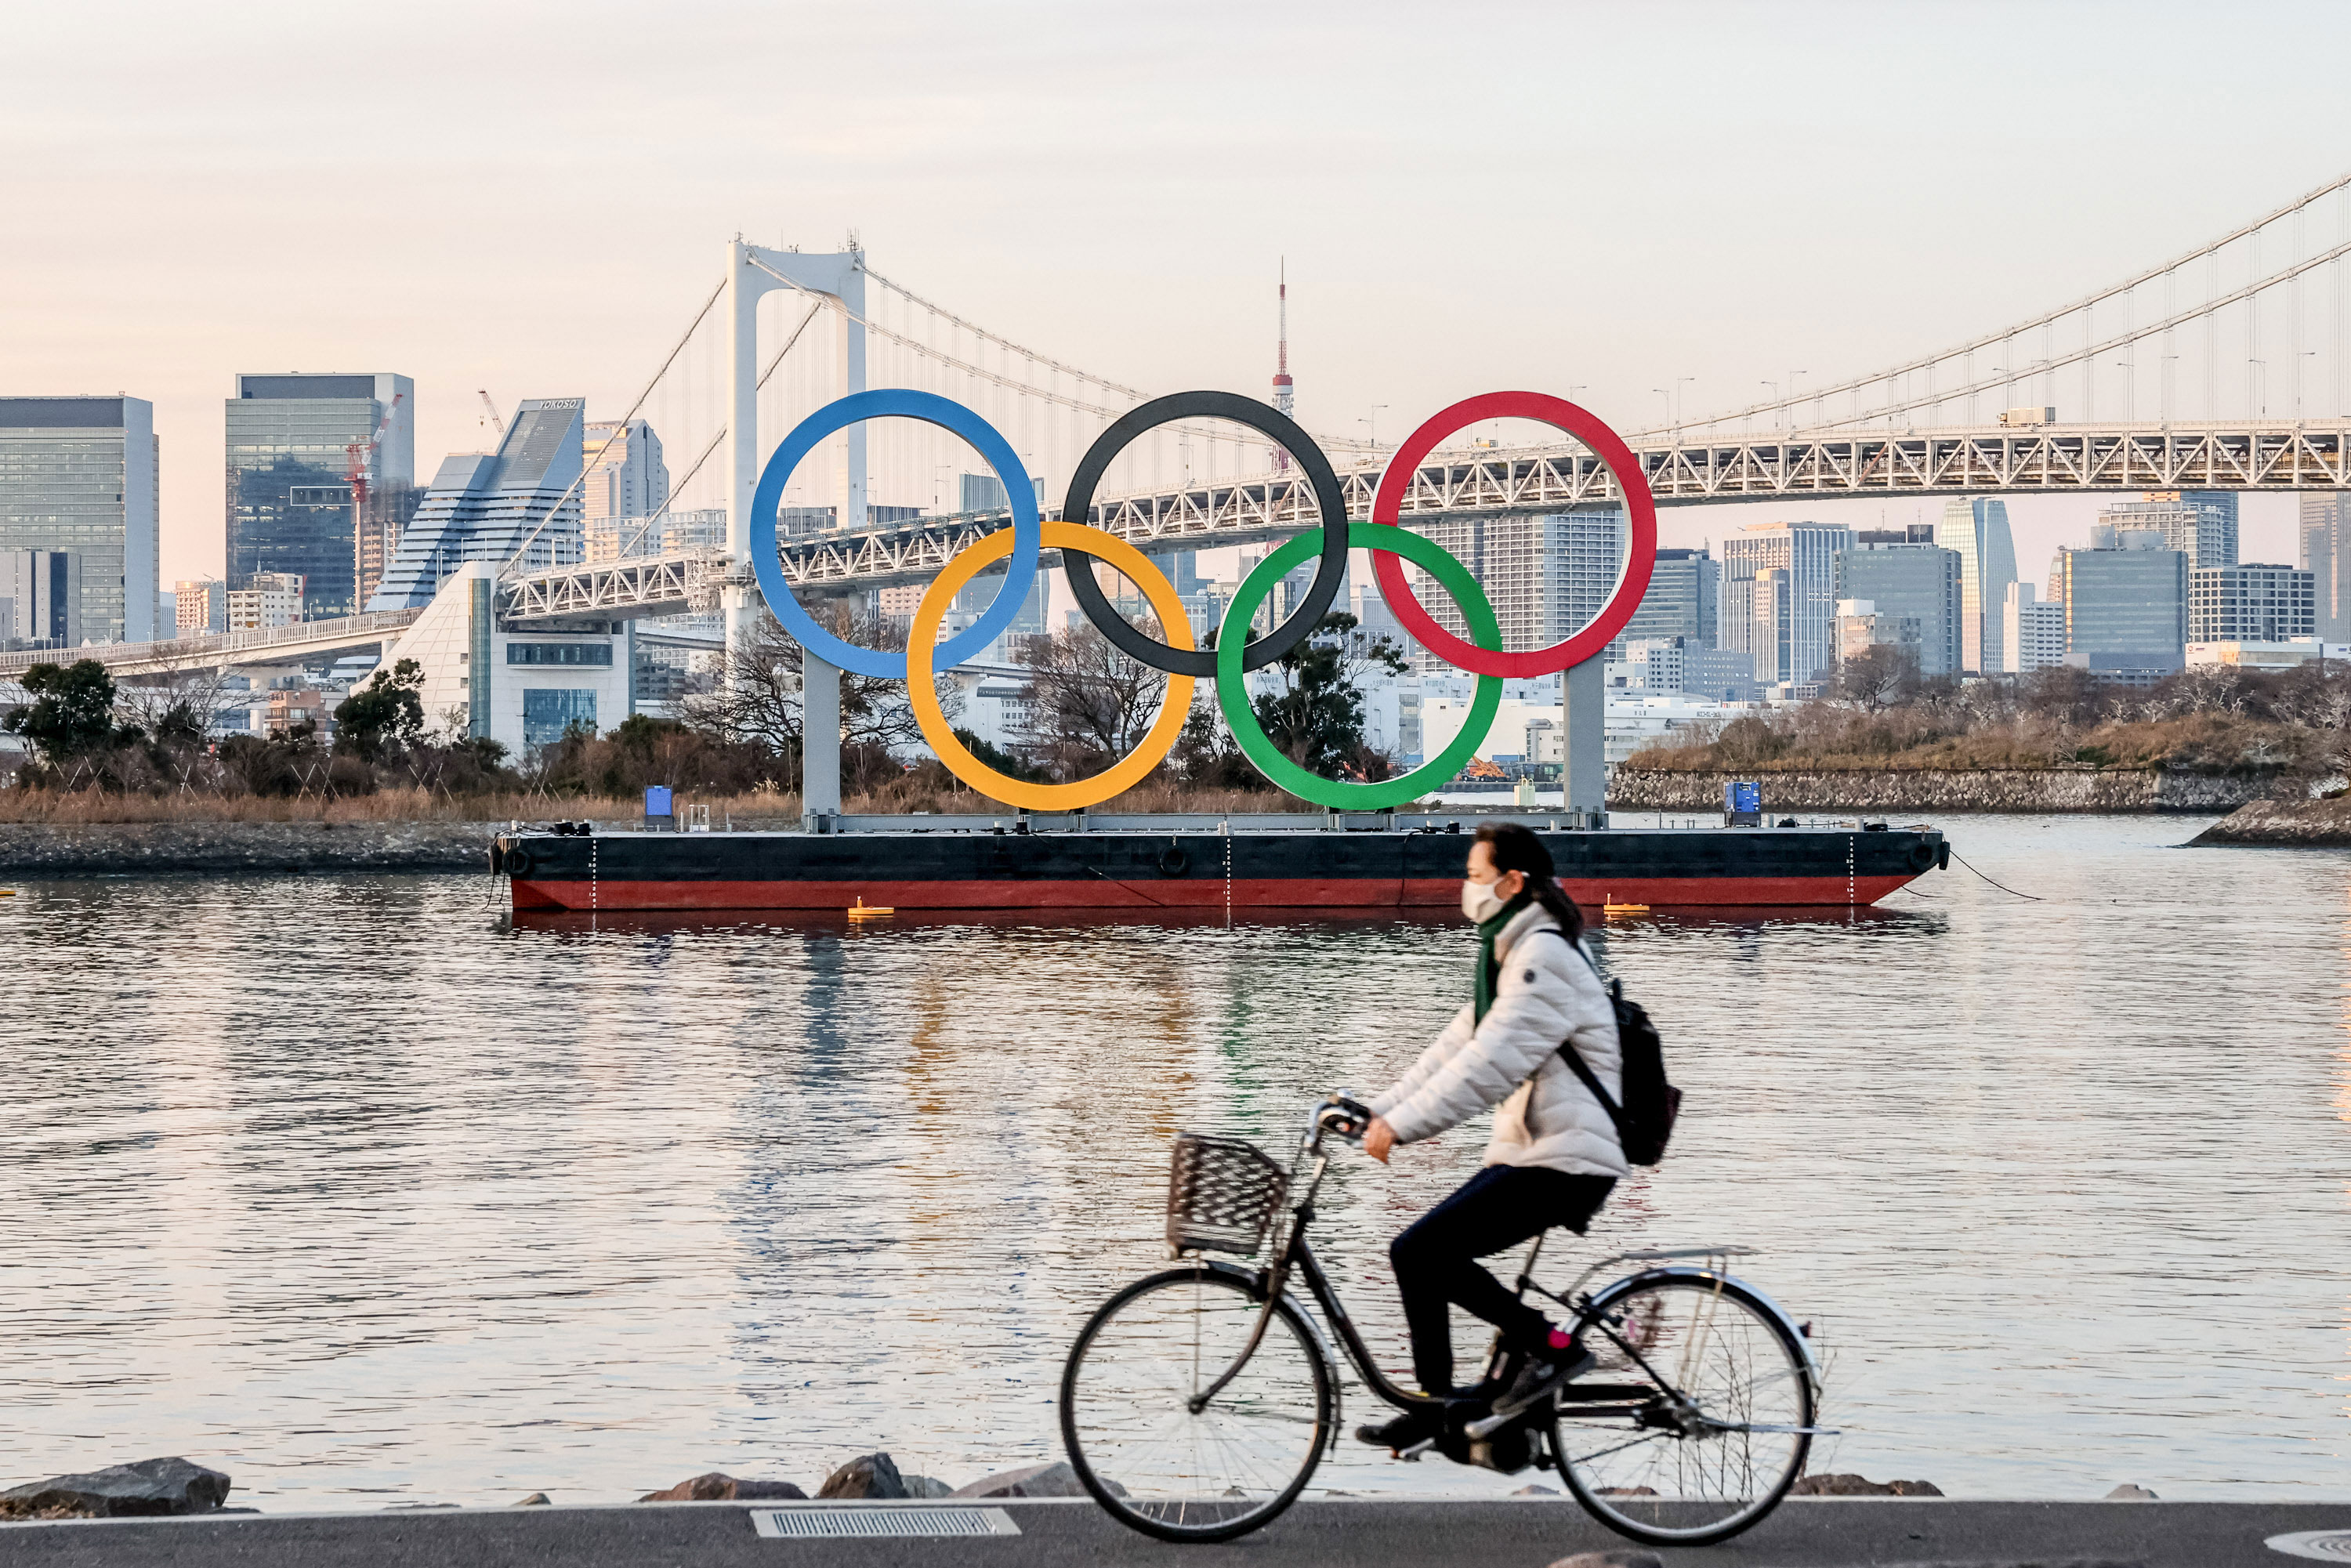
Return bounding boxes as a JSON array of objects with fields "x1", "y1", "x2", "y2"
[{"x1": 1368, "y1": 391, "x2": 1658, "y2": 677}]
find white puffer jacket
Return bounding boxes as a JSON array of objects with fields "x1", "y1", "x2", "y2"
[{"x1": 1368, "y1": 902, "x2": 1627, "y2": 1179}]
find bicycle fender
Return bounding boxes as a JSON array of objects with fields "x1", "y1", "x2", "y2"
[
  {"x1": 1136, "y1": 1262, "x2": 1345, "y2": 1375},
  {"x1": 1590, "y1": 1267, "x2": 1824, "y2": 1392}
]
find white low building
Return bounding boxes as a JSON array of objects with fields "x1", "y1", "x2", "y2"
[
  {"x1": 382, "y1": 562, "x2": 632, "y2": 753},
  {"x1": 2185, "y1": 638, "x2": 2349, "y2": 671}
]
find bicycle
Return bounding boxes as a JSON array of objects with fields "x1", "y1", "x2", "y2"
[{"x1": 1057, "y1": 1093, "x2": 1828, "y2": 1546}]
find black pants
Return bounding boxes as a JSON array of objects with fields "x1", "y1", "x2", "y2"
[{"x1": 1389, "y1": 1163, "x2": 1615, "y2": 1396}]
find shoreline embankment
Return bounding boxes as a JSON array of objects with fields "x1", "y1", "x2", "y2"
[
  {"x1": 2187, "y1": 797, "x2": 2351, "y2": 846},
  {"x1": 0, "y1": 820, "x2": 510, "y2": 877},
  {"x1": 1608, "y1": 766, "x2": 2274, "y2": 814}
]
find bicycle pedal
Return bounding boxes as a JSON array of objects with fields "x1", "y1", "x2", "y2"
[
  {"x1": 1463, "y1": 1409, "x2": 1512, "y2": 1439},
  {"x1": 1395, "y1": 1438, "x2": 1436, "y2": 1462}
]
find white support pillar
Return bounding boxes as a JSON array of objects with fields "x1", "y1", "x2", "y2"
[
  {"x1": 726, "y1": 240, "x2": 865, "y2": 827},
  {"x1": 1562, "y1": 656, "x2": 1607, "y2": 824},
  {"x1": 724, "y1": 238, "x2": 766, "y2": 675}
]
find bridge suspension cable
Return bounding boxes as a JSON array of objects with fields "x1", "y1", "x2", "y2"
[
  {"x1": 498, "y1": 273, "x2": 726, "y2": 574},
  {"x1": 1668, "y1": 165, "x2": 2351, "y2": 437}
]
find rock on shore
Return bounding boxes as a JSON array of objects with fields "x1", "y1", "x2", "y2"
[
  {"x1": 638, "y1": 1472, "x2": 807, "y2": 1502},
  {"x1": 0, "y1": 821, "x2": 499, "y2": 876},
  {"x1": 2188, "y1": 797, "x2": 2351, "y2": 846},
  {"x1": 1791, "y1": 1472, "x2": 1944, "y2": 1496},
  {"x1": 1609, "y1": 766, "x2": 2266, "y2": 814},
  {"x1": 0, "y1": 1457, "x2": 231, "y2": 1519}
]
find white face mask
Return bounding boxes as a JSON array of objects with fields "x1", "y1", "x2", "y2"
[{"x1": 1461, "y1": 878, "x2": 1509, "y2": 925}]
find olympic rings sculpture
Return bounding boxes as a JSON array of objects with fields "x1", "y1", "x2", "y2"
[{"x1": 751, "y1": 387, "x2": 1657, "y2": 812}]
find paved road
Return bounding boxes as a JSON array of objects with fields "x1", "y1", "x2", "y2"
[{"x1": 0, "y1": 1498, "x2": 2341, "y2": 1567}]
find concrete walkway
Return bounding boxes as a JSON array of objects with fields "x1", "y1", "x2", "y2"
[{"x1": 1, "y1": 1497, "x2": 2342, "y2": 1567}]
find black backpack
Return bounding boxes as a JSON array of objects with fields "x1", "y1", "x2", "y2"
[{"x1": 1542, "y1": 931, "x2": 1680, "y2": 1166}]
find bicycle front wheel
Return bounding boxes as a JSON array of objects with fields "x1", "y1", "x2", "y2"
[
  {"x1": 1552, "y1": 1274, "x2": 1814, "y2": 1547},
  {"x1": 1059, "y1": 1264, "x2": 1334, "y2": 1543}
]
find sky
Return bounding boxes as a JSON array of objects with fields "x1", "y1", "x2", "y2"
[{"x1": 5, "y1": 0, "x2": 2348, "y2": 596}]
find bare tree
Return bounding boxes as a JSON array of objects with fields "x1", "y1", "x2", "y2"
[
  {"x1": 681, "y1": 605, "x2": 955, "y2": 755},
  {"x1": 1016, "y1": 624, "x2": 1169, "y2": 773},
  {"x1": 1828, "y1": 645, "x2": 1920, "y2": 713}
]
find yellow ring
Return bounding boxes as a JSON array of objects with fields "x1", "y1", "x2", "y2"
[{"x1": 906, "y1": 520, "x2": 1197, "y2": 812}]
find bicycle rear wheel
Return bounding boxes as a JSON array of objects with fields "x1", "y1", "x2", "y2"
[
  {"x1": 1551, "y1": 1274, "x2": 1813, "y2": 1547},
  {"x1": 1059, "y1": 1265, "x2": 1334, "y2": 1543}
]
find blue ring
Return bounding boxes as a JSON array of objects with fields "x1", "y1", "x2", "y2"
[{"x1": 748, "y1": 389, "x2": 1042, "y2": 679}]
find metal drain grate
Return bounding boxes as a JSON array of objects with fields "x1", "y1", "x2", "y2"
[
  {"x1": 750, "y1": 1506, "x2": 1020, "y2": 1540},
  {"x1": 2271, "y1": 1533, "x2": 2351, "y2": 1562}
]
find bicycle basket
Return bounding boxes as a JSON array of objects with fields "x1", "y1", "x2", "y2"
[{"x1": 1165, "y1": 1134, "x2": 1290, "y2": 1257}]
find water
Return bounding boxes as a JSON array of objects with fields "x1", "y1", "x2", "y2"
[{"x1": 2, "y1": 815, "x2": 2345, "y2": 1508}]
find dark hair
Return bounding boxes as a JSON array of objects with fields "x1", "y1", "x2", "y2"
[{"x1": 1474, "y1": 821, "x2": 1585, "y2": 940}]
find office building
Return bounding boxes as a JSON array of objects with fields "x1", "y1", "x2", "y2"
[
  {"x1": 958, "y1": 472, "x2": 1009, "y2": 513},
  {"x1": 1609, "y1": 547, "x2": 1719, "y2": 658},
  {"x1": 1936, "y1": 497, "x2": 2019, "y2": 674},
  {"x1": 0, "y1": 550, "x2": 82, "y2": 645},
  {"x1": 175, "y1": 578, "x2": 227, "y2": 636},
  {"x1": 368, "y1": 398, "x2": 586, "y2": 610},
  {"x1": 2189, "y1": 563, "x2": 2316, "y2": 643},
  {"x1": 1835, "y1": 599, "x2": 1922, "y2": 665},
  {"x1": 2302, "y1": 492, "x2": 2351, "y2": 641},
  {"x1": 2001, "y1": 582, "x2": 2067, "y2": 675},
  {"x1": 580, "y1": 419, "x2": 668, "y2": 535},
  {"x1": 2058, "y1": 544, "x2": 2187, "y2": 675},
  {"x1": 1720, "y1": 520, "x2": 1853, "y2": 683},
  {"x1": 1406, "y1": 509, "x2": 1627, "y2": 672},
  {"x1": 1725, "y1": 567, "x2": 1797, "y2": 684},
  {"x1": 1834, "y1": 540, "x2": 1963, "y2": 676},
  {"x1": 227, "y1": 573, "x2": 305, "y2": 630},
  {"x1": 0, "y1": 397, "x2": 158, "y2": 643},
  {"x1": 1617, "y1": 637, "x2": 1757, "y2": 703},
  {"x1": 226, "y1": 374, "x2": 414, "y2": 620},
  {"x1": 2099, "y1": 491, "x2": 2237, "y2": 568}
]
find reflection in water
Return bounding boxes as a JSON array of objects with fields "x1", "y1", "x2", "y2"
[{"x1": 0, "y1": 814, "x2": 2345, "y2": 1507}]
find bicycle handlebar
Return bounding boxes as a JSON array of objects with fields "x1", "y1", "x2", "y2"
[{"x1": 1313, "y1": 1093, "x2": 1375, "y2": 1143}]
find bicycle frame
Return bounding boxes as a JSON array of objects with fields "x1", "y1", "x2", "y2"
[{"x1": 1186, "y1": 1098, "x2": 1824, "y2": 1439}]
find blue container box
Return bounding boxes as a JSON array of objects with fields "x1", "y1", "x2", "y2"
[
  {"x1": 1724, "y1": 780, "x2": 1761, "y2": 814},
  {"x1": 645, "y1": 785, "x2": 673, "y2": 819}
]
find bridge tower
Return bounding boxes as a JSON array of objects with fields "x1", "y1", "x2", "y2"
[{"x1": 726, "y1": 237, "x2": 866, "y2": 825}]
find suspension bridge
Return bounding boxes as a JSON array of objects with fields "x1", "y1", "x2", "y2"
[{"x1": 18, "y1": 170, "x2": 2351, "y2": 691}]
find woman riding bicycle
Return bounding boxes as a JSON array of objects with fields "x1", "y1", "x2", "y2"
[{"x1": 1357, "y1": 821, "x2": 1625, "y2": 1452}]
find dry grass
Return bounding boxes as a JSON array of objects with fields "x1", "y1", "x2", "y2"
[
  {"x1": 0, "y1": 781, "x2": 1319, "y2": 825},
  {"x1": 0, "y1": 788, "x2": 770, "y2": 826}
]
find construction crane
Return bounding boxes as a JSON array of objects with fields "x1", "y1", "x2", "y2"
[
  {"x1": 346, "y1": 393, "x2": 406, "y2": 607},
  {"x1": 477, "y1": 391, "x2": 505, "y2": 437}
]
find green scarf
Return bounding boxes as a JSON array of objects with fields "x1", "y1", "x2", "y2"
[{"x1": 1473, "y1": 889, "x2": 1535, "y2": 1023}]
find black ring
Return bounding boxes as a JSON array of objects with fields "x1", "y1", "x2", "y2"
[
  {"x1": 1157, "y1": 846, "x2": 1190, "y2": 877},
  {"x1": 1060, "y1": 391, "x2": 1350, "y2": 675},
  {"x1": 505, "y1": 848, "x2": 532, "y2": 877}
]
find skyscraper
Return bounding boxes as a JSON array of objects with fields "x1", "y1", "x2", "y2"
[
  {"x1": 368, "y1": 398, "x2": 585, "y2": 610},
  {"x1": 2001, "y1": 582, "x2": 2066, "y2": 674},
  {"x1": 1719, "y1": 520, "x2": 1854, "y2": 683},
  {"x1": 579, "y1": 419, "x2": 668, "y2": 535},
  {"x1": 1833, "y1": 540, "x2": 1963, "y2": 676},
  {"x1": 2188, "y1": 563, "x2": 2315, "y2": 643},
  {"x1": 226, "y1": 374, "x2": 414, "y2": 619},
  {"x1": 2058, "y1": 545, "x2": 2186, "y2": 674},
  {"x1": 0, "y1": 551, "x2": 82, "y2": 645},
  {"x1": 0, "y1": 396, "x2": 158, "y2": 643},
  {"x1": 2098, "y1": 492, "x2": 2237, "y2": 568},
  {"x1": 1609, "y1": 547, "x2": 1719, "y2": 657},
  {"x1": 1936, "y1": 498, "x2": 2019, "y2": 674},
  {"x1": 1406, "y1": 509, "x2": 1627, "y2": 672},
  {"x1": 2302, "y1": 492, "x2": 2351, "y2": 640}
]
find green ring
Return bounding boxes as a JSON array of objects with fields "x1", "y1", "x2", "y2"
[{"x1": 1216, "y1": 523, "x2": 1504, "y2": 810}]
